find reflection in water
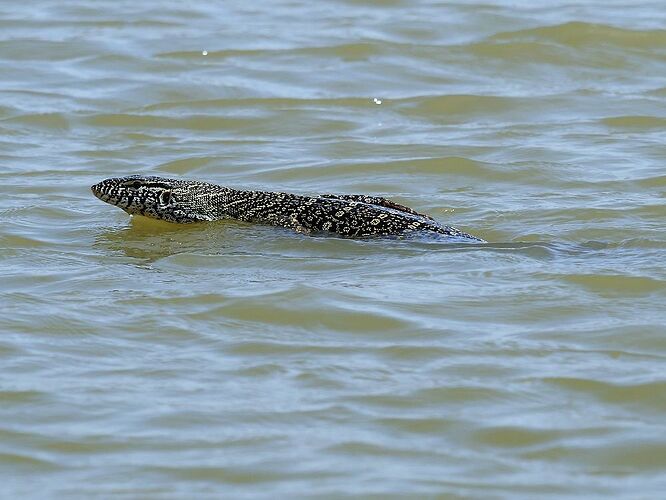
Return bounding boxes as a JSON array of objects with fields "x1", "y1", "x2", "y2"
[
  {"x1": 95, "y1": 212, "x2": 604, "y2": 274},
  {"x1": 94, "y1": 215, "x2": 237, "y2": 262},
  {"x1": 95, "y1": 212, "x2": 500, "y2": 263}
]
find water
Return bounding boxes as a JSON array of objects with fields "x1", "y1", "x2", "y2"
[{"x1": 1, "y1": 1, "x2": 665, "y2": 497}]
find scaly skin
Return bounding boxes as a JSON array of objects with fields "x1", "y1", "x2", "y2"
[{"x1": 91, "y1": 175, "x2": 483, "y2": 240}]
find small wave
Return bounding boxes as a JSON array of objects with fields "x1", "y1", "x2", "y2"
[
  {"x1": 84, "y1": 113, "x2": 261, "y2": 131},
  {"x1": 490, "y1": 21, "x2": 666, "y2": 49},
  {"x1": 543, "y1": 377, "x2": 666, "y2": 412},
  {"x1": 2, "y1": 113, "x2": 70, "y2": 130},
  {"x1": 158, "y1": 42, "x2": 383, "y2": 61},
  {"x1": 602, "y1": 115, "x2": 666, "y2": 129}
]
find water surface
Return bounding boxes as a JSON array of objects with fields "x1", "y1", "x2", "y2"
[{"x1": 1, "y1": 1, "x2": 665, "y2": 497}]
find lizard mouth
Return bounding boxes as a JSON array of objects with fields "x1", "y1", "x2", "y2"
[
  {"x1": 90, "y1": 181, "x2": 113, "y2": 203},
  {"x1": 90, "y1": 182, "x2": 104, "y2": 198}
]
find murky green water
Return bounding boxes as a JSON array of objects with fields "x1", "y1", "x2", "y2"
[{"x1": 1, "y1": 1, "x2": 665, "y2": 497}]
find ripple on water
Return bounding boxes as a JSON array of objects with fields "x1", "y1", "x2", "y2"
[{"x1": 2, "y1": 1, "x2": 666, "y2": 498}]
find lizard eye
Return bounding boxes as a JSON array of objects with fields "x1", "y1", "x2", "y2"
[
  {"x1": 159, "y1": 191, "x2": 171, "y2": 205},
  {"x1": 131, "y1": 181, "x2": 141, "y2": 189}
]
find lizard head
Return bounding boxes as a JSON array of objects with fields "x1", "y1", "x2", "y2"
[{"x1": 91, "y1": 175, "x2": 217, "y2": 223}]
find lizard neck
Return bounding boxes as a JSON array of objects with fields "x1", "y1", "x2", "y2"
[{"x1": 210, "y1": 188, "x2": 300, "y2": 223}]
